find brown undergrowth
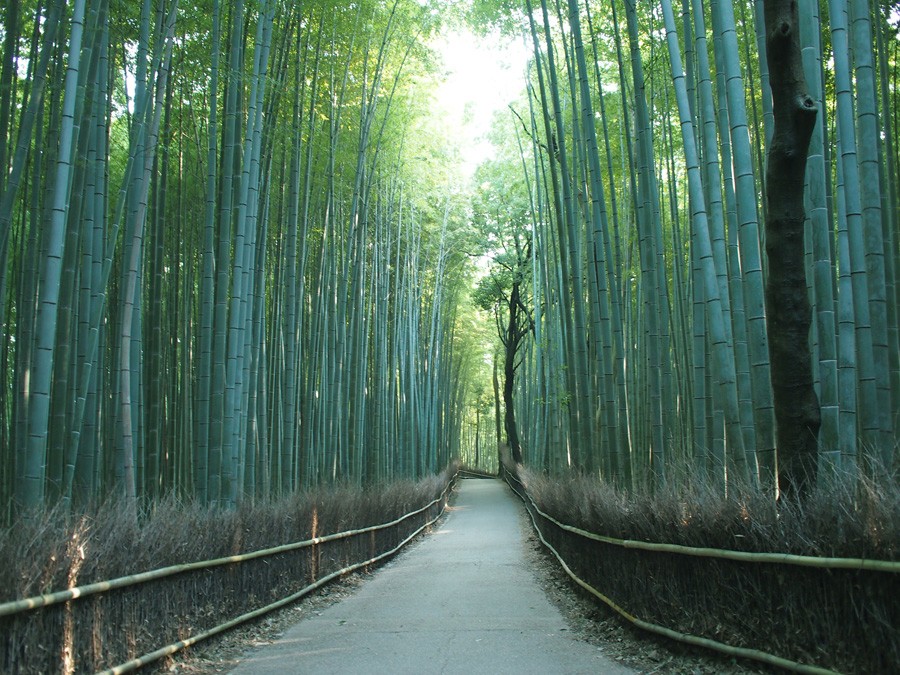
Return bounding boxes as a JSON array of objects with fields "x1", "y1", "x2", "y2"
[
  {"x1": 514, "y1": 465, "x2": 899, "y2": 674},
  {"x1": 0, "y1": 464, "x2": 456, "y2": 674}
]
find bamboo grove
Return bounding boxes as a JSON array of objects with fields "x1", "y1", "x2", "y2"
[
  {"x1": 472, "y1": 0, "x2": 899, "y2": 494},
  {"x1": 0, "y1": 0, "x2": 482, "y2": 515},
  {"x1": 1, "y1": 0, "x2": 899, "y2": 516}
]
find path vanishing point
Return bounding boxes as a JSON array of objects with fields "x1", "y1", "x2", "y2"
[{"x1": 229, "y1": 478, "x2": 634, "y2": 674}]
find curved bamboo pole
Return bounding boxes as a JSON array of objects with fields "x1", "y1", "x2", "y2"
[
  {"x1": 99, "y1": 479, "x2": 454, "y2": 675},
  {"x1": 0, "y1": 474, "x2": 456, "y2": 618},
  {"x1": 506, "y1": 470, "x2": 899, "y2": 572},
  {"x1": 505, "y1": 468, "x2": 843, "y2": 675}
]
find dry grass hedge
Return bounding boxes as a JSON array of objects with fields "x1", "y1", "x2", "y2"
[
  {"x1": 514, "y1": 466, "x2": 899, "y2": 674},
  {"x1": 0, "y1": 465, "x2": 456, "y2": 674}
]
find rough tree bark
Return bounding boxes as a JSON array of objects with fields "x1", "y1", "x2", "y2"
[
  {"x1": 504, "y1": 280, "x2": 525, "y2": 465},
  {"x1": 762, "y1": 0, "x2": 820, "y2": 499}
]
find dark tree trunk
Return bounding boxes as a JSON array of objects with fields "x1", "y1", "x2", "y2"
[
  {"x1": 763, "y1": 0, "x2": 820, "y2": 499},
  {"x1": 492, "y1": 351, "x2": 503, "y2": 459},
  {"x1": 504, "y1": 281, "x2": 524, "y2": 465},
  {"x1": 474, "y1": 407, "x2": 480, "y2": 466}
]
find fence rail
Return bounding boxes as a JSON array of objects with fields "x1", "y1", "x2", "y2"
[
  {"x1": 1, "y1": 473, "x2": 457, "y2": 674},
  {"x1": 514, "y1": 477, "x2": 898, "y2": 572},
  {"x1": 457, "y1": 467, "x2": 498, "y2": 479},
  {"x1": 502, "y1": 465, "x2": 897, "y2": 674}
]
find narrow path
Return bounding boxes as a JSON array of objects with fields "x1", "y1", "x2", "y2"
[{"x1": 228, "y1": 478, "x2": 633, "y2": 674}]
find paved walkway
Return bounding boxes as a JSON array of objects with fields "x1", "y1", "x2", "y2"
[{"x1": 229, "y1": 478, "x2": 633, "y2": 674}]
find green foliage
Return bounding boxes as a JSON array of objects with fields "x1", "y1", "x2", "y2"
[
  {"x1": 466, "y1": 0, "x2": 529, "y2": 36},
  {"x1": 0, "y1": 0, "x2": 480, "y2": 515},
  {"x1": 470, "y1": 153, "x2": 533, "y2": 325},
  {"x1": 1, "y1": 0, "x2": 898, "y2": 514}
]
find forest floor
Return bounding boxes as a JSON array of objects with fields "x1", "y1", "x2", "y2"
[{"x1": 159, "y1": 479, "x2": 773, "y2": 675}]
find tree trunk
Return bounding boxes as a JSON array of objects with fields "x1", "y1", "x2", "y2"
[
  {"x1": 504, "y1": 281, "x2": 524, "y2": 465},
  {"x1": 762, "y1": 0, "x2": 820, "y2": 499},
  {"x1": 492, "y1": 350, "x2": 503, "y2": 461}
]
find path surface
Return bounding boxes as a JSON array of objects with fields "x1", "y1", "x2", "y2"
[{"x1": 229, "y1": 478, "x2": 633, "y2": 674}]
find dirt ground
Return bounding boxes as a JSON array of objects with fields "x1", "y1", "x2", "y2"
[{"x1": 157, "y1": 482, "x2": 773, "y2": 675}]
